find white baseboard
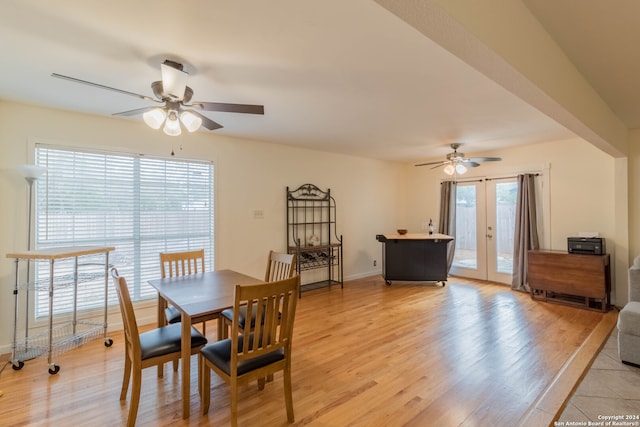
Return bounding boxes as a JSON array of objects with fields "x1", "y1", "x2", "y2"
[{"x1": 345, "y1": 270, "x2": 381, "y2": 281}]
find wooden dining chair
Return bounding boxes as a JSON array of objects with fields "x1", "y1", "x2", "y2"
[
  {"x1": 110, "y1": 268, "x2": 207, "y2": 427},
  {"x1": 200, "y1": 275, "x2": 300, "y2": 425},
  {"x1": 218, "y1": 250, "x2": 296, "y2": 339},
  {"x1": 160, "y1": 249, "x2": 206, "y2": 331}
]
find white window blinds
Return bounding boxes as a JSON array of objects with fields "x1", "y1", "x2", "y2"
[{"x1": 34, "y1": 145, "x2": 214, "y2": 319}]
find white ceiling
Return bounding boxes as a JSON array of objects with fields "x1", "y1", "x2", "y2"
[
  {"x1": 0, "y1": 0, "x2": 630, "y2": 163},
  {"x1": 523, "y1": 0, "x2": 640, "y2": 129}
]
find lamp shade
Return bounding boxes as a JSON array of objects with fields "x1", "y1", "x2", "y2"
[
  {"x1": 161, "y1": 63, "x2": 188, "y2": 100},
  {"x1": 143, "y1": 108, "x2": 167, "y2": 129},
  {"x1": 180, "y1": 111, "x2": 202, "y2": 132},
  {"x1": 455, "y1": 164, "x2": 467, "y2": 174},
  {"x1": 16, "y1": 164, "x2": 47, "y2": 181},
  {"x1": 163, "y1": 110, "x2": 182, "y2": 136},
  {"x1": 443, "y1": 164, "x2": 455, "y2": 175}
]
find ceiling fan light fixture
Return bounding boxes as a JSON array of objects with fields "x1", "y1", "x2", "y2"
[
  {"x1": 415, "y1": 143, "x2": 502, "y2": 172},
  {"x1": 163, "y1": 110, "x2": 182, "y2": 136},
  {"x1": 52, "y1": 59, "x2": 264, "y2": 136},
  {"x1": 161, "y1": 62, "x2": 188, "y2": 100},
  {"x1": 180, "y1": 110, "x2": 202, "y2": 132},
  {"x1": 142, "y1": 108, "x2": 167, "y2": 129}
]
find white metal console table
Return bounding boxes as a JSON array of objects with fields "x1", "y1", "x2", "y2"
[{"x1": 6, "y1": 246, "x2": 115, "y2": 374}]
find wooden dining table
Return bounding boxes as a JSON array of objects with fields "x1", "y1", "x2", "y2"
[{"x1": 148, "y1": 269, "x2": 262, "y2": 419}]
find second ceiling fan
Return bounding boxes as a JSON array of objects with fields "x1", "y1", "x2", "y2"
[
  {"x1": 415, "y1": 143, "x2": 502, "y2": 175},
  {"x1": 52, "y1": 59, "x2": 264, "y2": 136}
]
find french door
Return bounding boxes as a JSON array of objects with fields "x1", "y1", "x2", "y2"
[{"x1": 450, "y1": 178, "x2": 518, "y2": 284}]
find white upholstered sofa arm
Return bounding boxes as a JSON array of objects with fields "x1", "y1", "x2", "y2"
[{"x1": 630, "y1": 256, "x2": 640, "y2": 302}]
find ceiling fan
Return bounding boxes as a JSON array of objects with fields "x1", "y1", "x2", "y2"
[
  {"x1": 51, "y1": 60, "x2": 264, "y2": 136},
  {"x1": 414, "y1": 143, "x2": 502, "y2": 175}
]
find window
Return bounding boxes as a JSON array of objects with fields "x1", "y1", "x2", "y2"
[{"x1": 34, "y1": 145, "x2": 214, "y2": 318}]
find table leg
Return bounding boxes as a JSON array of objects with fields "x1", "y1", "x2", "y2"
[
  {"x1": 157, "y1": 295, "x2": 168, "y2": 378},
  {"x1": 157, "y1": 295, "x2": 167, "y2": 327},
  {"x1": 217, "y1": 316, "x2": 223, "y2": 339},
  {"x1": 181, "y1": 312, "x2": 192, "y2": 419}
]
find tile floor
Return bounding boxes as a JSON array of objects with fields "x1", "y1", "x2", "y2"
[{"x1": 557, "y1": 329, "x2": 640, "y2": 424}]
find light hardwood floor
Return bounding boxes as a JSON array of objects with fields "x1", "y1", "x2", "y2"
[{"x1": 0, "y1": 275, "x2": 616, "y2": 426}]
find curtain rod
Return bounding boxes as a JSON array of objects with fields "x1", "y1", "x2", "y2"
[
  {"x1": 440, "y1": 178, "x2": 483, "y2": 184},
  {"x1": 441, "y1": 172, "x2": 540, "y2": 184},
  {"x1": 485, "y1": 173, "x2": 540, "y2": 181}
]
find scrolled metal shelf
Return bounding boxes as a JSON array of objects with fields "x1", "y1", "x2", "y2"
[{"x1": 286, "y1": 184, "x2": 343, "y2": 296}]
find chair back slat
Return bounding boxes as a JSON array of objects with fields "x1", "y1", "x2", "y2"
[
  {"x1": 231, "y1": 276, "x2": 300, "y2": 363},
  {"x1": 160, "y1": 249, "x2": 205, "y2": 278},
  {"x1": 264, "y1": 250, "x2": 296, "y2": 282}
]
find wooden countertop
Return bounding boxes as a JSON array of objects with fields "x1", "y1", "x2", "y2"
[
  {"x1": 6, "y1": 246, "x2": 116, "y2": 260},
  {"x1": 379, "y1": 233, "x2": 453, "y2": 241}
]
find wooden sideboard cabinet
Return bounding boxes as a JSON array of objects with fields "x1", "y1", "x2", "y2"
[{"x1": 527, "y1": 249, "x2": 610, "y2": 312}]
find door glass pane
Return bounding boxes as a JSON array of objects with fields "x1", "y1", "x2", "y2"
[
  {"x1": 454, "y1": 185, "x2": 477, "y2": 269},
  {"x1": 495, "y1": 182, "x2": 517, "y2": 274}
]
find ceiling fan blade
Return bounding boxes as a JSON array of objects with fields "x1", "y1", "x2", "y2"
[
  {"x1": 466, "y1": 157, "x2": 502, "y2": 162},
  {"x1": 191, "y1": 101, "x2": 264, "y2": 115},
  {"x1": 51, "y1": 73, "x2": 161, "y2": 103},
  {"x1": 113, "y1": 106, "x2": 156, "y2": 117},
  {"x1": 415, "y1": 160, "x2": 447, "y2": 167},
  {"x1": 188, "y1": 110, "x2": 223, "y2": 130},
  {"x1": 463, "y1": 161, "x2": 481, "y2": 167}
]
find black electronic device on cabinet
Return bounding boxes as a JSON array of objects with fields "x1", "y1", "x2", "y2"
[
  {"x1": 286, "y1": 184, "x2": 343, "y2": 296},
  {"x1": 567, "y1": 237, "x2": 605, "y2": 255}
]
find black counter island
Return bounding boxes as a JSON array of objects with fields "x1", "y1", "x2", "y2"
[{"x1": 376, "y1": 233, "x2": 454, "y2": 286}]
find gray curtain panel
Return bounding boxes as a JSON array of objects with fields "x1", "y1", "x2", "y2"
[
  {"x1": 438, "y1": 180, "x2": 456, "y2": 272},
  {"x1": 511, "y1": 173, "x2": 540, "y2": 292}
]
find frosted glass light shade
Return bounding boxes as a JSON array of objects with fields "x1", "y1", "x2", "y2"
[
  {"x1": 161, "y1": 63, "x2": 188, "y2": 100},
  {"x1": 455, "y1": 164, "x2": 467, "y2": 174},
  {"x1": 180, "y1": 111, "x2": 202, "y2": 132},
  {"x1": 443, "y1": 164, "x2": 455, "y2": 175},
  {"x1": 163, "y1": 110, "x2": 182, "y2": 136},
  {"x1": 143, "y1": 108, "x2": 167, "y2": 129},
  {"x1": 16, "y1": 164, "x2": 47, "y2": 181}
]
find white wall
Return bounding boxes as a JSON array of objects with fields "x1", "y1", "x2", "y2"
[{"x1": 0, "y1": 101, "x2": 405, "y2": 351}]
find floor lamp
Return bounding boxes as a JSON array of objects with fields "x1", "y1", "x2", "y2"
[{"x1": 16, "y1": 164, "x2": 47, "y2": 344}]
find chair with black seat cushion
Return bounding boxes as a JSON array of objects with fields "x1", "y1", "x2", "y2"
[
  {"x1": 200, "y1": 275, "x2": 300, "y2": 425},
  {"x1": 160, "y1": 249, "x2": 206, "y2": 375},
  {"x1": 111, "y1": 268, "x2": 208, "y2": 427},
  {"x1": 219, "y1": 250, "x2": 296, "y2": 339},
  {"x1": 160, "y1": 249, "x2": 206, "y2": 331}
]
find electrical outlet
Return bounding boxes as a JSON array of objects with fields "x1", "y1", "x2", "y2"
[
  {"x1": 253, "y1": 210, "x2": 264, "y2": 219},
  {"x1": 373, "y1": 260, "x2": 377, "y2": 267}
]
